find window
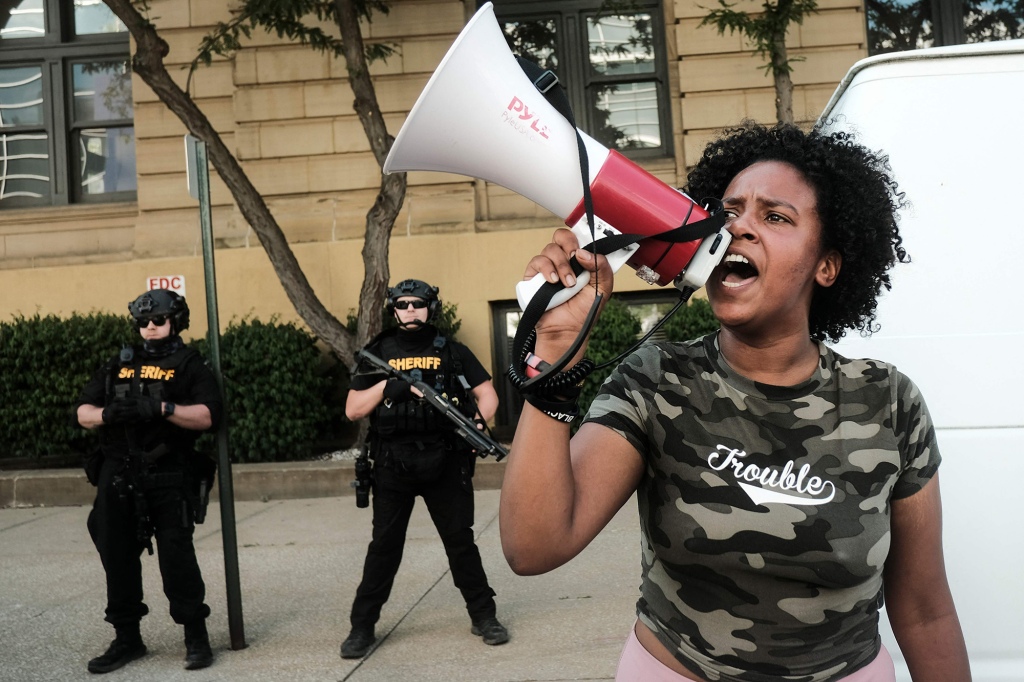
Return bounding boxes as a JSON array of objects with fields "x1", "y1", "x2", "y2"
[
  {"x1": 867, "y1": 0, "x2": 1024, "y2": 55},
  {"x1": 0, "y1": 0, "x2": 135, "y2": 209},
  {"x1": 487, "y1": 0, "x2": 672, "y2": 159}
]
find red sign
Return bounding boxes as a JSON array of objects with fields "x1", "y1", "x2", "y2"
[{"x1": 146, "y1": 276, "x2": 186, "y2": 297}]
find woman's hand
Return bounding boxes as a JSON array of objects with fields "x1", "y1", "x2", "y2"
[{"x1": 523, "y1": 228, "x2": 616, "y2": 361}]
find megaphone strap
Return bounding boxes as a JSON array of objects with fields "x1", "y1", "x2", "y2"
[
  {"x1": 573, "y1": 202, "x2": 725, "y2": 256},
  {"x1": 515, "y1": 55, "x2": 599, "y2": 248},
  {"x1": 532, "y1": 69, "x2": 559, "y2": 95}
]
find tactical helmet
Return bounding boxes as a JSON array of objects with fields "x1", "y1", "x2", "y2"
[
  {"x1": 128, "y1": 289, "x2": 190, "y2": 334},
  {"x1": 385, "y1": 279, "x2": 440, "y2": 320}
]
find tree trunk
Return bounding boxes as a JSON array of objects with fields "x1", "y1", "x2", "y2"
[
  {"x1": 771, "y1": 35, "x2": 795, "y2": 124},
  {"x1": 332, "y1": 0, "x2": 409, "y2": 446},
  {"x1": 104, "y1": 0, "x2": 357, "y2": 361},
  {"x1": 333, "y1": 0, "x2": 407, "y2": 353}
]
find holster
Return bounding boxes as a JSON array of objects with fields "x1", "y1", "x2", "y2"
[
  {"x1": 83, "y1": 448, "x2": 103, "y2": 487},
  {"x1": 186, "y1": 477, "x2": 212, "y2": 524},
  {"x1": 185, "y1": 454, "x2": 217, "y2": 525}
]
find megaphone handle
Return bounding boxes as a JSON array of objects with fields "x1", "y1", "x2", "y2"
[
  {"x1": 516, "y1": 270, "x2": 591, "y2": 312},
  {"x1": 515, "y1": 218, "x2": 638, "y2": 312}
]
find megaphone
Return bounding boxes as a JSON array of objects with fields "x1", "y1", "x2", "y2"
[{"x1": 383, "y1": 2, "x2": 731, "y2": 311}]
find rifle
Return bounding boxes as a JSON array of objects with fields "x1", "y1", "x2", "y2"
[
  {"x1": 107, "y1": 346, "x2": 156, "y2": 555},
  {"x1": 118, "y1": 427, "x2": 157, "y2": 555},
  {"x1": 356, "y1": 349, "x2": 508, "y2": 461}
]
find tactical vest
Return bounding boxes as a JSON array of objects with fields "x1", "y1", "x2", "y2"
[
  {"x1": 106, "y1": 345, "x2": 196, "y2": 404},
  {"x1": 102, "y1": 345, "x2": 199, "y2": 459},
  {"x1": 103, "y1": 345, "x2": 216, "y2": 519},
  {"x1": 371, "y1": 331, "x2": 473, "y2": 440}
]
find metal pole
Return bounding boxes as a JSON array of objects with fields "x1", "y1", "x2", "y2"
[{"x1": 192, "y1": 137, "x2": 247, "y2": 650}]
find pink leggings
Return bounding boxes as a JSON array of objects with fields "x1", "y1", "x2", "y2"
[{"x1": 615, "y1": 624, "x2": 896, "y2": 682}]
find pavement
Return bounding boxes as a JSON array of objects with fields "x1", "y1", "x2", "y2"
[{"x1": 0, "y1": 460, "x2": 642, "y2": 682}]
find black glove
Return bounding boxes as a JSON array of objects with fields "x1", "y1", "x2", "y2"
[
  {"x1": 102, "y1": 396, "x2": 163, "y2": 424},
  {"x1": 382, "y1": 379, "x2": 414, "y2": 403},
  {"x1": 134, "y1": 395, "x2": 163, "y2": 421},
  {"x1": 101, "y1": 403, "x2": 132, "y2": 425}
]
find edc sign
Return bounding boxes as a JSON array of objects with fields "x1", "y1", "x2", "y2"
[{"x1": 146, "y1": 275, "x2": 185, "y2": 297}]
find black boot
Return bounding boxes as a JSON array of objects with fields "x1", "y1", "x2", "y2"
[
  {"x1": 87, "y1": 623, "x2": 147, "y2": 674},
  {"x1": 340, "y1": 627, "x2": 376, "y2": 659},
  {"x1": 471, "y1": 616, "x2": 510, "y2": 645},
  {"x1": 183, "y1": 619, "x2": 214, "y2": 670}
]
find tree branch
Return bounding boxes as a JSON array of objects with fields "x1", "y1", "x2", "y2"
[
  {"x1": 105, "y1": 0, "x2": 356, "y2": 360},
  {"x1": 333, "y1": 0, "x2": 406, "y2": 352}
]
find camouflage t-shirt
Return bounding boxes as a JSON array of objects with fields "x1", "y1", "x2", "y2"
[{"x1": 585, "y1": 333, "x2": 940, "y2": 682}]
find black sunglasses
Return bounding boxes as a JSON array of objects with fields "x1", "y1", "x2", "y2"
[
  {"x1": 393, "y1": 299, "x2": 428, "y2": 310},
  {"x1": 137, "y1": 315, "x2": 170, "y2": 328}
]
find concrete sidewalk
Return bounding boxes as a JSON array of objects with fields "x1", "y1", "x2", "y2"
[{"x1": 0, "y1": 487, "x2": 642, "y2": 681}]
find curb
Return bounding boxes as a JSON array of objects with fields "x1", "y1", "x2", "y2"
[{"x1": 0, "y1": 459, "x2": 507, "y2": 509}]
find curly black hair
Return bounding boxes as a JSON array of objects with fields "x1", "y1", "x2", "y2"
[{"x1": 685, "y1": 121, "x2": 908, "y2": 343}]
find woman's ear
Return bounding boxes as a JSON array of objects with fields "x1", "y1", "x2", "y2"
[{"x1": 816, "y1": 250, "x2": 842, "y2": 288}]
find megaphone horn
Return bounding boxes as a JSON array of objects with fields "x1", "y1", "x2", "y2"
[{"x1": 384, "y1": 2, "x2": 730, "y2": 310}]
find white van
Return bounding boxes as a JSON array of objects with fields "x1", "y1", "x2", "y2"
[{"x1": 819, "y1": 40, "x2": 1024, "y2": 681}]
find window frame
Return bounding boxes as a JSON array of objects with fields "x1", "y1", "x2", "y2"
[
  {"x1": 866, "y1": 0, "x2": 1023, "y2": 55},
  {"x1": 486, "y1": 0, "x2": 674, "y2": 160},
  {"x1": 0, "y1": 0, "x2": 134, "y2": 209}
]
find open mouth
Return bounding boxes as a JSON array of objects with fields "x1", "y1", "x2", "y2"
[{"x1": 719, "y1": 253, "x2": 758, "y2": 288}]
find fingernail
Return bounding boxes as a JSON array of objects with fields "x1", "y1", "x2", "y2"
[
  {"x1": 548, "y1": 272, "x2": 559, "y2": 283},
  {"x1": 577, "y1": 249, "x2": 592, "y2": 261},
  {"x1": 566, "y1": 275, "x2": 576, "y2": 287}
]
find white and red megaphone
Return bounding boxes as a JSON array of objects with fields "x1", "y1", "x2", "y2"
[{"x1": 383, "y1": 2, "x2": 731, "y2": 311}]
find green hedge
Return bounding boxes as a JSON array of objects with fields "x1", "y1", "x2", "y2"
[
  {"x1": 577, "y1": 298, "x2": 642, "y2": 418},
  {"x1": 0, "y1": 313, "x2": 137, "y2": 461},
  {"x1": 1, "y1": 299, "x2": 714, "y2": 462},
  {"x1": 192, "y1": 318, "x2": 347, "y2": 463},
  {"x1": 578, "y1": 296, "x2": 720, "y2": 417},
  {"x1": 0, "y1": 313, "x2": 348, "y2": 466},
  {"x1": 659, "y1": 296, "x2": 719, "y2": 343}
]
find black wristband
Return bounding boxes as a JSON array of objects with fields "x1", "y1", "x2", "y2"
[{"x1": 524, "y1": 394, "x2": 579, "y2": 424}]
